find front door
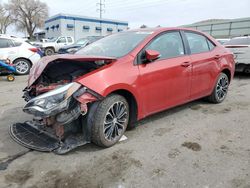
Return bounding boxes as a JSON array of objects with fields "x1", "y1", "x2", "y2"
[{"x1": 137, "y1": 31, "x2": 192, "y2": 117}]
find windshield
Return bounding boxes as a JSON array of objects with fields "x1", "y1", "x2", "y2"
[
  {"x1": 76, "y1": 38, "x2": 88, "y2": 45},
  {"x1": 76, "y1": 31, "x2": 152, "y2": 58},
  {"x1": 225, "y1": 38, "x2": 250, "y2": 45},
  {"x1": 47, "y1": 38, "x2": 57, "y2": 42}
]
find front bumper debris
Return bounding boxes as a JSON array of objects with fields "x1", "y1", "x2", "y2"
[{"x1": 9, "y1": 121, "x2": 89, "y2": 154}]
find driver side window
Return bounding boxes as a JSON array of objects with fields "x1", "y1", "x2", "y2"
[
  {"x1": 146, "y1": 31, "x2": 185, "y2": 60},
  {"x1": 57, "y1": 37, "x2": 66, "y2": 43}
]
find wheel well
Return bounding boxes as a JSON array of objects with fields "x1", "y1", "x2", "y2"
[
  {"x1": 221, "y1": 69, "x2": 231, "y2": 82},
  {"x1": 110, "y1": 89, "x2": 138, "y2": 127},
  {"x1": 13, "y1": 58, "x2": 32, "y2": 67},
  {"x1": 45, "y1": 47, "x2": 55, "y2": 51}
]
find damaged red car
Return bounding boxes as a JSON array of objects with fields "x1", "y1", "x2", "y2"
[{"x1": 10, "y1": 28, "x2": 235, "y2": 154}]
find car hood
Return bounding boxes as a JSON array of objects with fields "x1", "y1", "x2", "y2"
[{"x1": 28, "y1": 54, "x2": 116, "y2": 87}]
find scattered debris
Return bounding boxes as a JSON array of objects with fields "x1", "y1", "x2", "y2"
[
  {"x1": 182, "y1": 142, "x2": 201, "y2": 151},
  {"x1": 119, "y1": 135, "x2": 128, "y2": 142}
]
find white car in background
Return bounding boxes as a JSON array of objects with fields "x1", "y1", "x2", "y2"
[
  {"x1": 224, "y1": 36, "x2": 250, "y2": 73},
  {"x1": 0, "y1": 35, "x2": 41, "y2": 75},
  {"x1": 33, "y1": 36, "x2": 74, "y2": 56},
  {"x1": 216, "y1": 38, "x2": 231, "y2": 45}
]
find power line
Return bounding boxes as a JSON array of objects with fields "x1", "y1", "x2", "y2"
[{"x1": 97, "y1": 0, "x2": 105, "y2": 19}]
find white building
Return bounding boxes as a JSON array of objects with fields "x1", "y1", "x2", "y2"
[{"x1": 44, "y1": 13, "x2": 129, "y2": 41}]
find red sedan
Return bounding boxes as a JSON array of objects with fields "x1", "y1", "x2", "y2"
[{"x1": 11, "y1": 28, "x2": 235, "y2": 154}]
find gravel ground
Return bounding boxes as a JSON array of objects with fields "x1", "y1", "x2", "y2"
[{"x1": 0, "y1": 74, "x2": 249, "y2": 188}]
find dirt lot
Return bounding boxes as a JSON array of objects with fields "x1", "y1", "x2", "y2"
[{"x1": 0, "y1": 74, "x2": 249, "y2": 188}]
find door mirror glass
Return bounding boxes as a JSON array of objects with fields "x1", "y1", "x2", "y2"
[{"x1": 145, "y1": 49, "x2": 161, "y2": 62}]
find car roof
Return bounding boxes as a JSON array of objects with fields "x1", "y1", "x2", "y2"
[
  {"x1": 0, "y1": 35, "x2": 27, "y2": 43},
  {"x1": 125, "y1": 27, "x2": 207, "y2": 34}
]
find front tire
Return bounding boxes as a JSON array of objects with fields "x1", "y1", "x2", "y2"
[
  {"x1": 91, "y1": 94, "x2": 129, "y2": 147},
  {"x1": 207, "y1": 72, "x2": 229, "y2": 103}
]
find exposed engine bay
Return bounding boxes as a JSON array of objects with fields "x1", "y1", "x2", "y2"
[{"x1": 10, "y1": 57, "x2": 112, "y2": 154}]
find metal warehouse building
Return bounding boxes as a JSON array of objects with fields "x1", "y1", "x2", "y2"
[
  {"x1": 44, "y1": 13, "x2": 128, "y2": 41},
  {"x1": 183, "y1": 17, "x2": 250, "y2": 38}
]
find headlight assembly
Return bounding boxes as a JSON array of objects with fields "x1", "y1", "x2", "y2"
[{"x1": 23, "y1": 82, "x2": 81, "y2": 117}]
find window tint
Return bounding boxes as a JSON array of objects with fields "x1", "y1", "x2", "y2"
[
  {"x1": 0, "y1": 38, "x2": 13, "y2": 48},
  {"x1": 207, "y1": 39, "x2": 215, "y2": 50},
  {"x1": 224, "y1": 38, "x2": 250, "y2": 45},
  {"x1": 146, "y1": 31, "x2": 185, "y2": 59},
  {"x1": 57, "y1": 37, "x2": 66, "y2": 43},
  {"x1": 67, "y1": 37, "x2": 73, "y2": 43},
  {"x1": 185, "y1": 32, "x2": 210, "y2": 54},
  {"x1": 13, "y1": 40, "x2": 22, "y2": 47}
]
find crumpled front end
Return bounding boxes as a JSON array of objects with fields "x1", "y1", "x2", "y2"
[
  {"x1": 9, "y1": 56, "x2": 113, "y2": 154},
  {"x1": 10, "y1": 83, "x2": 101, "y2": 154}
]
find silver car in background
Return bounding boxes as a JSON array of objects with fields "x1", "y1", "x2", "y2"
[{"x1": 224, "y1": 36, "x2": 250, "y2": 73}]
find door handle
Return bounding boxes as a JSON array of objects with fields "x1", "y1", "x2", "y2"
[
  {"x1": 214, "y1": 55, "x2": 221, "y2": 59},
  {"x1": 181, "y1": 61, "x2": 191, "y2": 67}
]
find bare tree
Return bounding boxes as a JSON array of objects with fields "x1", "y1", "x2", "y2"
[
  {"x1": 140, "y1": 24, "x2": 147, "y2": 28},
  {"x1": 0, "y1": 4, "x2": 13, "y2": 34},
  {"x1": 6, "y1": 0, "x2": 48, "y2": 38}
]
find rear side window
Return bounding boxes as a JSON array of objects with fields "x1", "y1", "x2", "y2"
[
  {"x1": 57, "y1": 37, "x2": 66, "y2": 43},
  {"x1": 67, "y1": 37, "x2": 73, "y2": 43},
  {"x1": 207, "y1": 40, "x2": 215, "y2": 50},
  {"x1": 0, "y1": 38, "x2": 14, "y2": 48},
  {"x1": 13, "y1": 40, "x2": 22, "y2": 47},
  {"x1": 146, "y1": 31, "x2": 185, "y2": 59},
  {"x1": 185, "y1": 32, "x2": 214, "y2": 54}
]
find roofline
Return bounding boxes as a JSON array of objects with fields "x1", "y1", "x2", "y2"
[{"x1": 45, "y1": 13, "x2": 128, "y2": 26}]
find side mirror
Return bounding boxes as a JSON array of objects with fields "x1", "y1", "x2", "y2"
[{"x1": 145, "y1": 49, "x2": 161, "y2": 62}]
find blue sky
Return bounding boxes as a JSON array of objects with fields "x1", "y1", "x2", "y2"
[{"x1": 2, "y1": 0, "x2": 250, "y2": 36}]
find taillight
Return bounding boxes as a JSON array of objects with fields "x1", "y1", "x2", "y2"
[
  {"x1": 5, "y1": 58, "x2": 12, "y2": 65},
  {"x1": 29, "y1": 48, "x2": 39, "y2": 53}
]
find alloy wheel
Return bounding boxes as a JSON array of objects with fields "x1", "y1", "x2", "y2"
[
  {"x1": 103, "y1": 101, "x2": 128, "y2": 141},
  {"x1": 216, "y1": 74, "x2": 229, "y2": 101},
  {"x1": 15, "y1": 60, "x2": 29, "y2": 74}
]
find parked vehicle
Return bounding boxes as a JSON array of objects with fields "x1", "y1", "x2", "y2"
[
  {"x1": 0, "y1": 59, "x2": 16, "y2": 81},
  {"x1": 216, "y1": 38, "x2": 231, "y2": 45},
  {"x1": 58, "y1": 36, "x2": 103, "y2": 54},
  {"x1": 224, "y1": 36, "x2": 250, "y2": 73},
  {"x1": 0, "y1": 36, "x2": 41, "y2": 75},
  {"x1": 34, "y1": 36, "x2": 74, "y2": 56},
  {"x1": 10, "y1": 28, "x2": 235, "y2": 154}
]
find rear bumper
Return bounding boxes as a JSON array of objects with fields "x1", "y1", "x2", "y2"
[
  {"x1": 28, "y1": 53, "x2": 41, "y2": 65},
  {"x1": 235, "y1": 62, "x2": 250, "y2": 72}
]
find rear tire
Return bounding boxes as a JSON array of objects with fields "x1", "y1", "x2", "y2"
[
  {"x1": 91, "y1": 94, "x2": 129, "y2": 147},
  {"x1": 207, "y1": 72, "x2": 229, "y2": 103},
  {"x1": 14, "y1": 59, "x2": 31, "y2": 75},
  {"x1": 44, "y1": 47, "x2": 55, "y2": 56}
]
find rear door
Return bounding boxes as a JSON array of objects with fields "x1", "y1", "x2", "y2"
[
  {"x1": 137, "y1": 31, "x2": 192, "y2": 116},
  {"x1": 183, "y1": 31, "x2": 218, "y2": 99},
  {"x1": 55, "y1": 37, "x2": 67, "y2": 51},
  {"x1": 0, "y1": 38, "x2": 19, "y2": 60}
]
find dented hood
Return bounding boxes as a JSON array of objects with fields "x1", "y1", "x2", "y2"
[{"x1": 28, "y1": 54, "x2": 116, "y2": 87}]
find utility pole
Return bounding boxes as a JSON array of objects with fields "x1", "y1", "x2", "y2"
[{"x1": 97, "y1": 0, "x2": 105, "y2": 36}]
